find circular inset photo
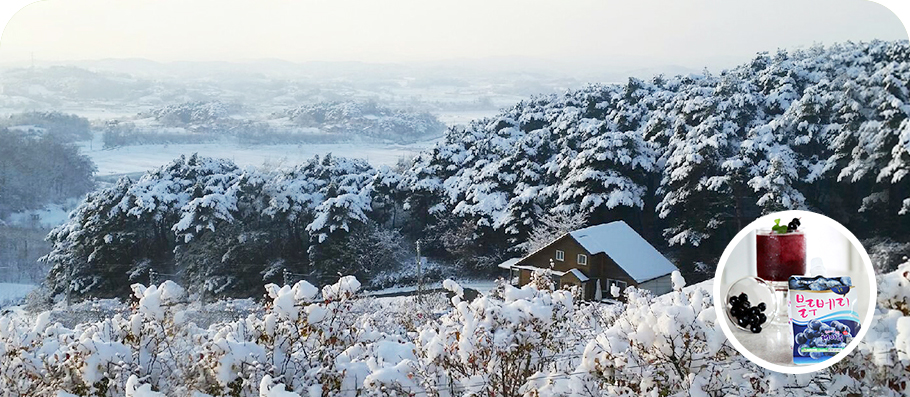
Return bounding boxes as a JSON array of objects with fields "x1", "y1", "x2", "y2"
[{"x1": 713, "y1": 210, "x2": 876, "y2": 374}]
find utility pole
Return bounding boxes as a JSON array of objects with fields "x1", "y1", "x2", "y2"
[{"x1": 416, "y1": 240, "x2": 422, "y2": 304}]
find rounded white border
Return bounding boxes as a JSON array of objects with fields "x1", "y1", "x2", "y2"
[{"x1": 712, "y1": 210, "x2": 877, "y2": 374}]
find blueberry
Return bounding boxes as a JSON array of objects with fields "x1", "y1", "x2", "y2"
[
  {"x1": 737, "y1": 317, "x2": 749, "y2": 328},
  {"x1": 741, "y1": 299, "x2": 750, "y2": 308},
  {"x1": 729, "y1": 296, "x2": 739, "y2": 305},
  {"x1": 809, "y1": 351, "x2": 822, "y2": 359},
  {"x1": 749, "y1": 307, "x2": 760, "y2": 316},
  {"x1": 757, "y1": 313, "x2": 767, "y2": 324},
  {"x1": 798, "y1": 345, "x2": 809, "y2": 356},
  {"x1": 731, "y1": 306, "x2": 742, "y2": 317},
  {"x1": 739, "y1": 292, "x2": 748, "y2": 301},
  {"x1": 795, "y1": 333, "x2": 808, "y2": 344},
  {"x1": 757, "y1": 302, "x2": 766, "y2": 312},
  {"x1": 750, "y1": 324, "x2": 762, "y2": 333},
  {"x1": 819, "y1": 323, "x2": 833, "y2": 333},
  {"x1": 808, "y1": 319, "x2": 822, "y2": 331},
  {"x1": 749, "y1": 314, "x2": 761, "y2": 325}
]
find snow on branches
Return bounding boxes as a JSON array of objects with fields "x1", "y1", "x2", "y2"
[{"x1": 2, "y1": 268, "x2": 910, "y2": 396}]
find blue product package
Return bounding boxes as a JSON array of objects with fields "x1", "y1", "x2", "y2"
[{"x1": 789, "y1": 275, "x2": 859, "y2": 364}]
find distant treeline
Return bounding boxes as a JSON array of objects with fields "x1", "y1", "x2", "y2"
[
  {"x1": 101, "y1": 100, "x2": 446, "y2": 147},
  {"x1": 0, "y1": 111, "x2": 92, "y2": 142},
  {"x1": 0, "y1": 129, "x2": 95, "y2": 217}
]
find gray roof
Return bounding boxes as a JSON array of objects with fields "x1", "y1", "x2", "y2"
[
  {"x1": 569, "y1": 221, "x2": 678, "y2": 283},
  {"x1": 567, "y1": 268, "x2": 590, "y2": 282}
]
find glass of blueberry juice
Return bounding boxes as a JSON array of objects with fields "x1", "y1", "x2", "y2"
[
  {"x1": 756, "y1": 218, "x2": 806, "y2": 324},
  {"x1": 756, "y1": 230, "x2": 806, "y2": 281}
]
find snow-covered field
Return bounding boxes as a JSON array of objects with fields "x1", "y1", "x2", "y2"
[
  {"x1": 3, "y1": 200, "x2": 78, "y2": 228},
  {"x1": 0, "y1": 283, "x2": 36, "y2": 308}
]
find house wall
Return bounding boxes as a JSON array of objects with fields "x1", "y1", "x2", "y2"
[
  {"x1": 597, "y1": 253, "x2": 638, "y2": 287},
  {"x1": 523, "y1": 235, "x2": 595, "y2": 276},
  {"x1": 519, "y1": 269, "x2": 531, "y2": 285},
  {"x1": 638, "y1": 274, "x2": 673, "y2": 296}
]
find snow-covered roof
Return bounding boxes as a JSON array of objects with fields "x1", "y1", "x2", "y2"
[
  {"x1": 567, "y1": 269, "x2": 590, "y2": 282},
  {"x1": 569, "y1": 221, "x2": 678, "y2": 283},
  {"x1": 496, "y1": 257, "x2": 521, "y2": 270}
]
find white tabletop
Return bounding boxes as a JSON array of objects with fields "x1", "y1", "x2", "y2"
[{"x1": 725, "y1": 314, "x2": 796, "y2": 367}]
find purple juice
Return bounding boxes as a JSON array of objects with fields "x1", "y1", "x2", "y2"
[{"x1": 756, "y1": 230, "x2": 806, "y2": 281}]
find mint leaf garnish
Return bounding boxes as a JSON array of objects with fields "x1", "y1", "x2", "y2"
[{"x1": 771, "y1": 218, "x2": 789, "y2": 234}]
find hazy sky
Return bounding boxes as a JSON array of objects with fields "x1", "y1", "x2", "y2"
[{"x1": 0, "y1": 0, "x2": 907, "y2": 70}]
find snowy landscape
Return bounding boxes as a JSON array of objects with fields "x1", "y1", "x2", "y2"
[{"x1": 0, "y1": 1, "x2": 909, "y2": 393}]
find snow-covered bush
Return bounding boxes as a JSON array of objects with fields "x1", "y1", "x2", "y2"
[
  {"x1": 2, "y1": 270, "x2": 909, "y2": 396},
  {"x1": 415, "y1": 279, "x2": 580, "y2": 396}
]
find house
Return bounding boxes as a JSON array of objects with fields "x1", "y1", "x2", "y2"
[{"x1": 497, "y1": 220, "x2": 679, "y2": 300}]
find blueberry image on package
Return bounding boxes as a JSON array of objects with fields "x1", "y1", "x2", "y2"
[{"x1": 789, "y1": 275, "x2": 860, "y2": 364}]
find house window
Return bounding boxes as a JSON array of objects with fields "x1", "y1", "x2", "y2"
[
  {"x1": 509, "y1": 268, "x2": 520, "y2": 286},
  {"x1": 577, "y1": 254, "x2": 587, "y2": 266},
  {"x1": 555, "y1": 250, "x2": 565, "y2": 261}
]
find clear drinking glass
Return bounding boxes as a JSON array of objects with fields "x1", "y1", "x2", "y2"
[{"x1": 755, "y1": 229, "x2": 806, "y2": 324}]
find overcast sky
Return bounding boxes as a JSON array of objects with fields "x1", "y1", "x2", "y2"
[{"x1": 0, "y1": 0, "x2": 907, "y2": 71}]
